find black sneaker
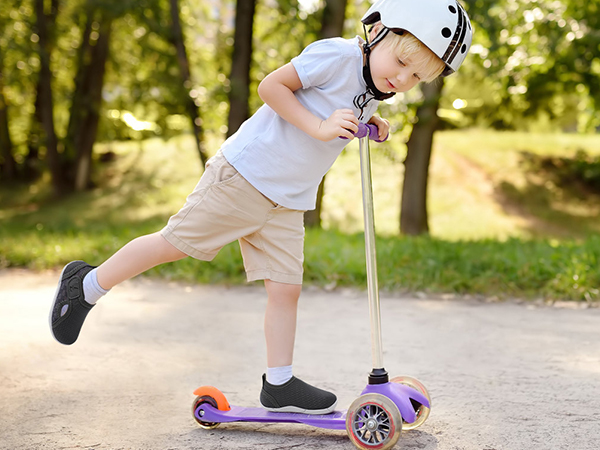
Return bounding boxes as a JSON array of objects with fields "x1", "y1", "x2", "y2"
[
  {"x1": 260, "y1": 374, "x2": 337, "y2": 415},
  {"x1": 49, "y1": 261, "x2": 96, "y2": 345}
]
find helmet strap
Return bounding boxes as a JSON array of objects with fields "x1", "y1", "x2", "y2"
[{"x1": 360, "y1": 26, "x2": 395, "y2": 102}]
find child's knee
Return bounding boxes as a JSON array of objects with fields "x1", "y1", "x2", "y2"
[
  {"x1": 162, "y1": 240, "x2": 187, "y2": 262},
  {"x1": 146, "y1": 232, "x2": 187, "y2": 262},
  {"x1": 265, "y1": 279, "x2": 302, "y2": 302}
]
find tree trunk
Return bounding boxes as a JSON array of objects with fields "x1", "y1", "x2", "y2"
[
  {"x1": 64, "y1": 11, "x2": 93, "y2": 167},
  {"x1": 26, "y1": 0, "x2": 59, "y2": 183},
  {"x1": 319, "y1": 0, "x2": 348, "y2": 39},
  {"x1": 169, "y1": 0, "x2": 208, "y2": 167},
  {"x1": 24, "y1": 79, "x2": 44, "y2": 181},
  {"x1": 400, "y1": 79, "x2": 444, "y2": 235},
  {"x1": 304, "y1": 0, "x2": 348, "y2": 228},
  {"x1": 0, "y1": 52, "x2": 16, "y2": 181},
  {"x1": 34, "y1": 0, "x2": 64, "y2": 196},
  {"x1": 74, "y1": 16, "x2": 113, "y2": 191},
  {"x1": 226, "y1": 0, "x2": 257, "y2": 138}
]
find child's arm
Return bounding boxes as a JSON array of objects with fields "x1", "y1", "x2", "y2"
[{"x1": 258, "y1": 63, "x2": 359, "y2": 141}]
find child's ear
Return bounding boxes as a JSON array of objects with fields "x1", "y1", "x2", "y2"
[{"x1": 369, "y1": 23, "x2": 383, "y2": 41}]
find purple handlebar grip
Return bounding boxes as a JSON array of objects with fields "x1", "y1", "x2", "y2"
[
  {"x1": 340, "y1": 123, "x2": 388, "y2": 142},
  {"x1": 354, "y1": 123, "x2": 375, "y2": 138}
]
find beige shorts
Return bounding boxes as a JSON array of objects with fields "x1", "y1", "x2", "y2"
[{"x1": 161, "y1": 151, "x2": 305, "y2": 285}]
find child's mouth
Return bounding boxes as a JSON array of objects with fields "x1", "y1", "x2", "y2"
[{"x1": 386, "y1": 79, "x2": 396, "y2": 90}]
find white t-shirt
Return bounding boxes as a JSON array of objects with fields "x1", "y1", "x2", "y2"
[{"x1": 221, "y1": 36, "x2": 380, "y2": 211}]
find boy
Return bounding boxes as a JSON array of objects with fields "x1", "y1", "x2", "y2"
[{"x1": 49, "y1": 0, "x2": 472, "y2": 415}]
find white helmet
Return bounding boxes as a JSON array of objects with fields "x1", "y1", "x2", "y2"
[{"x1": 362, "y1": 0, "x2": 473, "y2": 76}]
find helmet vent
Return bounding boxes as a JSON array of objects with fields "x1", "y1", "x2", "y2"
[
  {"x1": 442, "y1": 28, "x2": 452, "y2": 38},
  {"x1": 442, "y1": 2, "x2": 468, "y2": 65}
]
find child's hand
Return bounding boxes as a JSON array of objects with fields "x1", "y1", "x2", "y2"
[
  {"x1": 317, "y1": 109, "x2": 359, "y2": 141},
  {"x1": 367, "y1": 116, "x2": 391, "y2": 142}
]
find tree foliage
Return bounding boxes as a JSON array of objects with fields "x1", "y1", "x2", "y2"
[
  {"x1": 1, "y1": 0, "x2": 599, "y2": 203},
  {"x1": 444, "y1": 0, "x2": 600, "y2": 131}
]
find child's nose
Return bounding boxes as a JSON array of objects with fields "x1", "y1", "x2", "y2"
[{"x1": 396, "y1": 69, "x2": 411, "y2": 85}]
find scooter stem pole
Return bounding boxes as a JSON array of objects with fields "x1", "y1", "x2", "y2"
[{"x1": 358, "y1": 135, "x2": 384, "y2": 371}]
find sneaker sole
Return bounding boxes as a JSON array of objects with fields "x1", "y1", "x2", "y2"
[
  {"x1": 48, "y1": 262, "x2": 75, "y2": 345},
  {"x1": 262, "y1": 401, "x2": 337, "y2": 415}
]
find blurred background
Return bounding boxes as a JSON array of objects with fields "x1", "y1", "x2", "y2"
[{"x1": 1, "y1": 0, "x2": 599, "y2": 301}]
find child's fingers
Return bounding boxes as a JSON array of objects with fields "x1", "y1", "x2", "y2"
[
  {"x1": 325, "y1": 109, "x2": 359, "y2": 140},
  {"x1": 373, "y1": 118, "x2": 390, "y2": 141},
  {"x1": 339, "y1": 128, "x2": 355, "y2": 139},
  {"x1": 336, "y1": 109, "x2": 358, "y2": 124},
  {"x1": 379, "y1": 126, "x2": 389, "y2": 141},
  {"x1": 346, "y1": 112, "x2": 359, "y2": 125},
  {"x1": 343, "y1": 119, "x2": 359, "y2": 134}
]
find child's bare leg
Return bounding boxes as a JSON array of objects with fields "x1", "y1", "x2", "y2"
[
  {"x1": 96, "y1": 232, "x2": 187, "y2": 289},
  {"x1": 263, "y1": 279, "x2": 301, "y2": 368},
  {"x1": 49, "y1": 232, "x2": 186, "y2": 345},
  {"x1": 260, "y1": 279, "x2": 337, "y2": 414}
]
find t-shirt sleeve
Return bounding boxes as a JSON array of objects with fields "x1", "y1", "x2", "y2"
[{"x1": 291, "y1": 39, "x2": 348, "y2": 89}]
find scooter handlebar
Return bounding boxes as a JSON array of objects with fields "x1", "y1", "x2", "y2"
[{"x1": 341, "y1": 123, "x2": 388, "y2": 142}]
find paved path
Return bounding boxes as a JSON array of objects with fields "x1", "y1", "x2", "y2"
[{"x1": 1, "y1": 269, "x2": 599, "y2": 450}]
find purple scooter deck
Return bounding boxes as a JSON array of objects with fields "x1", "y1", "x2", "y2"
[
  {"x1": 196, "y1": 404, "x2": 347, "y2": 430},
  {"x1": 194, "y1": 381, "x2": 429, "y2": 431}
]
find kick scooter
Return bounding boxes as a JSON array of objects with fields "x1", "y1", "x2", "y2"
[{"x1": 191, "y1": 123, "x2": 432, "y2": 450}]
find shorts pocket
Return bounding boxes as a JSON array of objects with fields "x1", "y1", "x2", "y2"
[{"x1": 213, "y1": 159, "x2": 240, "y2": 186}]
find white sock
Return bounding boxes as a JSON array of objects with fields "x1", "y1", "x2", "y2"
[
  {"x1": 266, "y1": 365, "x2": 293, "y2": 385},
  {"x1": 82, "y1": 268, "x2": 110, "y2": 305}
]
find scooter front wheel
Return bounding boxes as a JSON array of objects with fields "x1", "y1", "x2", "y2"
[
  {"x1": 390, "y1": 376, "x2": 431, "y2": 430},
  {"x1": 346, "y1": 393, "x2": 402, "y2": 450}
]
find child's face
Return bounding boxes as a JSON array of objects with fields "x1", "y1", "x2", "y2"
[{"x1": 368, "y1": 42, "x2": 430, "y2": 93}]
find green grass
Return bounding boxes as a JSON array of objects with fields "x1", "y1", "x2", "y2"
[
  {"x1": 322, "y1": 129, "x2": 600, "y2": 240},
  {"x1": 2, "y1": 130, "x2": 600, "y2": 302},
  {"x1": 304, "y1": 231, "x2": 600, "y2": 301}
]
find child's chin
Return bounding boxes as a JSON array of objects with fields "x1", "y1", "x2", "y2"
[{"x1": 377, "y1": 81, "x2": 394, "y2": 94}]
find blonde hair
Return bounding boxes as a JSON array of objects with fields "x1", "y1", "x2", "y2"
[{"x1": 370, "y1": 23, "x2": 445, "y2": 83}]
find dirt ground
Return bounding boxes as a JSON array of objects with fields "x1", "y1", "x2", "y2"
[{"x1": 1, "y1": 269, "x2": 599, "y2": 450}]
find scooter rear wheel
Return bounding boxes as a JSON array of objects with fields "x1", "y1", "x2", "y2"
[
  {"x1": 192, "y1": 395, "x2": 221, "y2": 429},
  {"x1": 390, "y1": 376, "x2": 431, "y2": 430},
  {"x1": 192, "y1": 386, "x2": 231, "y2": 430},
  {"x1": 346, "y1": 393, "x2": 402, "y2": 450}
]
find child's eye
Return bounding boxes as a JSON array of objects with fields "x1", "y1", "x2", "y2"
[
  {"x1": 413, "y1": 73, "x2": 421, "y2": 80},
  {"x1": 397, "y1": 59, "x2": 406, "y2": 66}
]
